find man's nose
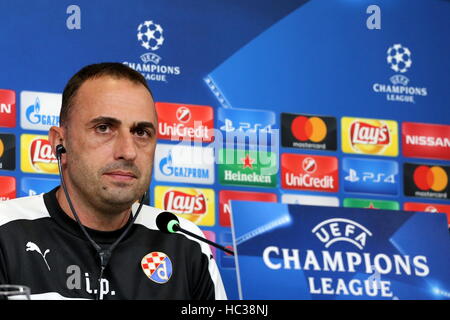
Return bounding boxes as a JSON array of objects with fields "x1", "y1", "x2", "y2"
[{"x1": 113, "y1": 130, "x2": 137, "y2": 161}]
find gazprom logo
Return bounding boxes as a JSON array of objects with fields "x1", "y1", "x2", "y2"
[
  {"x1": 154, "y1": 144, "x2": 214, "y2": 185},
  {"x1": 312, "y1": 218, "x2": 372, "y2": 250},
  {"x1": 159, "y1": 150, "x2": 209, "y2": 179},
  {"x1": 25, "y1": 97, "x2": 59, "y2": 125},
  {"x1": 159, "y1": 150, "x2": 174, "y2": 176},
  {"x1": 20, "y1": 91, "x2": 61, "y2": 131}
]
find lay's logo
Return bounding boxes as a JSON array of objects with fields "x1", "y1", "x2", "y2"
[
  {"x1": 21, "y1": 134, "x2": 58, "y2": 174},
  {"x1": 350, "y1": 121, "x2": 390, "y2": 146},
  {"x1": 154, "y1": 186, "x2": 215, "y2": 226},
  {"x1": 342, "y1": 117, "x2": 398, "y2": 156},
  {"x1": 163, "y1": 190, "x2": 207, "y2": 214}
]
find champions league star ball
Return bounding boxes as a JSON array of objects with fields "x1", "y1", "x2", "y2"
[
  {"x1": 387, "y1": 44, "x2": 412, "y2": 73},
  {"x1": 137, "y1": 20, "x2": 165, "y2": 51}
]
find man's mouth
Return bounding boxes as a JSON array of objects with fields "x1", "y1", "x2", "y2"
[{"x1": 103, "y1": 171, "x2": 138, "y2": 181}]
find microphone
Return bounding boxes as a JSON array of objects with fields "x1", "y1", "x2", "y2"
[
  {"x1": 54, "y1": 143, "x2": 147, "y2": 300},
  {"x1": 156, "y1": 211, "x2": 235, "y2": 256}
]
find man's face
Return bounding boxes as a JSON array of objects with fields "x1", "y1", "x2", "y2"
[{"x1": 62, "y1": 76, "x2": 157, "y2": 212}]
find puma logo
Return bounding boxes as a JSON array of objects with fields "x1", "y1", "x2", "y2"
[{"x1": 26, "y1": 242, "x2": 51, "y2": 271}]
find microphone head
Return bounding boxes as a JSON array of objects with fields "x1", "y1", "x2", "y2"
[{"x1": 156, "y1": 211, "x2": 180, "y2": 234}]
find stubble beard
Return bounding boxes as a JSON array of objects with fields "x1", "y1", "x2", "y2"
[{"x1": 66, "y1": 155, "x2": 150, "y2": 216}]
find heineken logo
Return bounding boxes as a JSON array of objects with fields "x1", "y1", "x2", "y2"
[
  {"x1": 241, "y1": 154, "x2": 255, "y2": 169},
  {"x1": 218, "y1": 148, "x2": 277, "y2": 188}
]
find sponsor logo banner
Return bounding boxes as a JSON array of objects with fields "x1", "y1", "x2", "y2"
[
  {"x1": 219, "y1": 190, "x2": 277, "y2": 227},
  {"x1": 231, "y1": 201, "x2": 450, "y2": 299},
  {"x1": 343, "y1": 157, "x2": 398, "y2": 196},
  {"x1": 404, "y1": 163, "x2": 450, "y2": 200},
  {"x1": 402, "y1": 122, "x2": 450, "y2": 161},
  {"x1": 341, "y1": 117, "x2": 398, "y2": 157},
  {"x1": 404, "y1": 202, "x2": 450, "y2": 225},
  {"x1": 0, "y1": 133, "x2": 16, "y2": 171},
  {"x1": 281, "y1": 153, "x2": 338, "y2": 192},
  {"x1": 156, "y1": 102, "x2": 214, "y2": 142},
  {"x1": 281, "y1": 113, "x2": 336, "y2": 151},
  {"x1": 281, "y1": 194, "x2": 339, "y2": 207},
  {"x1": 20, "y1": 91, "x2": 61, "y2": 131},
  {"x1": 0, "y1": 89, "x2": 16, "y2": 128},
  {"x1": 20, "y1": 134, "x2": 58, "y2": 175},
  {"x1": 218, "y1": 107, "x2": 277, "y2": 146},
  {"x1": 343, "y1": 198, "x2": 399, "y2": 210},
  {"x1": 218, "y1": 149, "x2": 277, "y2": 188},
  {"x1": 154, "y1": 144, "x2": 214, "y2": 185},
  {"x1": 0, "y1": 176, "x2": 16, "y2": 201},
  {"x1": 154, "y1": 186, "x2": 215, "y2": 226},
  {"x1": 20, "y1": 177, "x2": 60, "y2": 197}
]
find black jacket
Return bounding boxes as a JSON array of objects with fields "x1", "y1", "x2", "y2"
[{"x1": 0, "y1": 187, "x2": 226, "y2": 300}]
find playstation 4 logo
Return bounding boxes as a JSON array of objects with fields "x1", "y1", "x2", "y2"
[
  {"x1": 217, "y1": 107, "x2": 277, "y2": 147},
  {"x1": 345, "y1": 169, "x2": 360, "y2": 183},
  {"x1": 343, "y1": 158, "x2": 399, "y2": 196}
]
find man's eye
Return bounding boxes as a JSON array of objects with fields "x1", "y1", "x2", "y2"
[
  {"x1": 134, "y1": 128, "x2": 150, "y2": 137},
  {"x1": 95, "y1": 124, "x2": 111, "y2": 133}
]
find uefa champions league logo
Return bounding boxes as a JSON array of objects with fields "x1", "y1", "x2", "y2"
[
  {"x1": 137, "y1": 20, "x2": 165, "y2": 51},
  {"x1": 372, "y1": 43, "x2": 427, "y2": 103},
  {"x1": 386, "y1": 44, "x2": 412, "y2": 74},
  {"x1": 123, "y1": 19, "x2": 181, "y2": 82}
]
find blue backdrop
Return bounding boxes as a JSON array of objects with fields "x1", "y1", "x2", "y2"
[{"x1": 0, "y1": 0, "x2": 449, "y2": 299}]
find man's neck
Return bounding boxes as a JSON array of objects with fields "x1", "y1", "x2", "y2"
[{"x1": 55, "y1": 187, "x2": 131, "y2": 232}]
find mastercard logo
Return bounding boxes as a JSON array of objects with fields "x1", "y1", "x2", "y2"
[
  {"x1": 291, "y1": 116, "x2": 327, "y2": 142},
  {"x1": 413, "y1": 165, "x2": 448, "y2": 192},
  {"x1": 0, "y1": 138, "x2": 4, "y2": 157}
]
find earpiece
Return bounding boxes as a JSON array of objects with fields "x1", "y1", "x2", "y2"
[{"x1": 55, "y1": 144, "x2": 66, "y2": 159}]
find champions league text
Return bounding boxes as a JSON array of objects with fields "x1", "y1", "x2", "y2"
[{"x1": 263, "y1": 246, "x2": 430, "y2": 298}]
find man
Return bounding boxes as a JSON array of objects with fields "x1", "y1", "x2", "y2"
[{"x1": 0, "y1": 63, "x2": 227, "y2": 300}]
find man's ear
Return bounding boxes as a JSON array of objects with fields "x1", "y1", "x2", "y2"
[{"x1": 49, "y1": 126, "x2": 66, "y2": 162}]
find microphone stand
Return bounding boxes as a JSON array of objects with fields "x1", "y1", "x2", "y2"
[{"x1": 172, "y1": 224, "x2": 235, "y2": 255}]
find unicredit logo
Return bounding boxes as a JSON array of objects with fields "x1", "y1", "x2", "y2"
[
  {"x1": 286, "y1": 173, "x2": 335, "y2": 189},
  {"x1": 413, "y1": 165, "x2": 448, "y2": 192},
  {"x1": 176, "y1": 106, "x2": 191, "y2": 123},
  {"x1": 163, "y1": 190, "x2": 207, "y2": 214},
  {"x1": 281, "y1": 154, "x2": 338, "y2": 192},
  {"x1": 156, "y1": 102, "x2": 214, "y2": 142},
  {"x1": 302, "y1": 157, "x2": 317, "y2": 173}
]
